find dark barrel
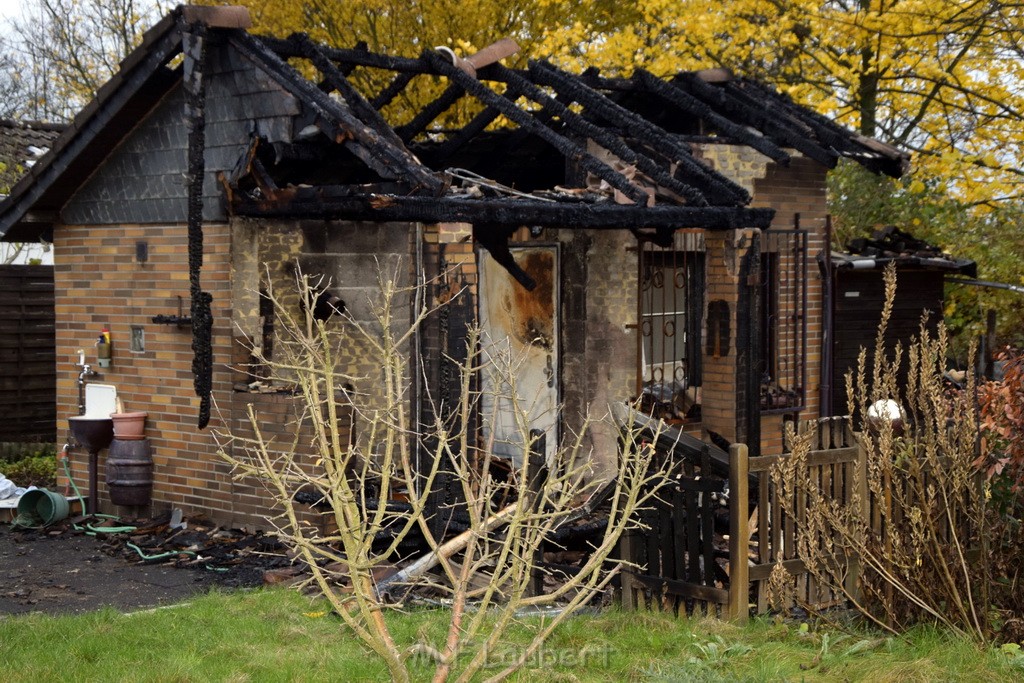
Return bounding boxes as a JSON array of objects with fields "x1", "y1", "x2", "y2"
[{"x1": 106, "y1": 438, "x2": 154, "y2": 507}]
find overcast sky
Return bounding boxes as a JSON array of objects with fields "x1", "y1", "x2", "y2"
[{"x1": 0, "y1": 0, "x2": 19, "y2": 26}]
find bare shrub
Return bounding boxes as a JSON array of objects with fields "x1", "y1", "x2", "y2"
[{"x1": 216, "y1": 266, "x2": 671, "y2": 682}]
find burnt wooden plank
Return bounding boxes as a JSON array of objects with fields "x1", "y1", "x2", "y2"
[
  {"x1": 234, "y1": 193, "x2": 776, "y2": 230},
  {"x1": 701, "y1": 488, "x2": 716, "y2": 586},
  {"x1": 490, "y1": 63, "x2": 710, "y2": 207},
  {"x1": 423, "y1": 50, "x2": 649, "y2": 207},
  {"x1": 685, "y1": 488, "x2": 700, "y2": 582},
  {"x1": 530, "y1": 60, "x2": 749, "y2": 206},
  {"x1": 229, "y1": 32, "x2": 444, "y2": 194}
]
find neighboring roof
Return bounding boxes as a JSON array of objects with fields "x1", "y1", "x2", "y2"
[
  {"x1": 832, "y1": 226, "x2": 976, "y2": 277},
  {"x1": 0, "y1": 4, "x2": 910, "y2": 242},
  {"x1": 0, "y1": 120, "x2": 65, "y2": 195}
]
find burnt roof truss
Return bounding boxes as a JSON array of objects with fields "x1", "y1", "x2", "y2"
[{"x1": 228, "y1": 32, "x2": 445, "y2": 195}]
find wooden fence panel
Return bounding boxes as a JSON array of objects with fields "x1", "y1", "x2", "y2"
[
  {"x1": 742, "y1": 417, "x2": 861, "y2": 613},
  {"x1": 619, "y1": 465, "x2": 731, "y2": 615},
  {"x1": 0, "y1": 265, "x2": 56, "y2": 442}
]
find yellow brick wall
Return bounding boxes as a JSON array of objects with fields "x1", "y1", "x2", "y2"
[{"x1": 54, "y1": 221, "x2": 332, "y2": 528}]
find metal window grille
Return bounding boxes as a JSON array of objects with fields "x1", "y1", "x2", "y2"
[
  {"x1": 637, "y1": 232, "x2": 705, "y2": 415},
  {"x1": 760, "y1": 228, "x2": 807, "y2": 413}
]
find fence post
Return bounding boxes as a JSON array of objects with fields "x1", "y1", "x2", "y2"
[{"x1": 727, "y1": 443, "x2": 749, "y2": 623}]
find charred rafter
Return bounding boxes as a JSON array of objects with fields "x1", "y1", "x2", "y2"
[
  {"x1": 371, "y1": 71, "x2": 416, "y2": 110},
  {"x1": 676, "y1": 73, "x2": 839, "y2": 169},
  {"x1": 422, "y1": 50, "x2": 651, "y2": 206},
  {"x1": 230, "y1": 31, "x2": 444, "y2": 194},
  {"x1": 395, "y1": 83, "x2": 466, "y2": 143},
  {"x1": 432, "y1": 97, "x2": 513, "y2": 162},
  {"x1": 631, "y1": 70, "x2": 790, "y2": 165},
  {"x1": 488, "y1": 63, "x2": 708, "y2": 207},
  {"x1": 298, "y1": 35, "x2": 407, "y2": 151},
  {"x1": 314, "y1": 39, "x2": 364, "y2": 92},
  {"x1": 529, "y1": 60, "x2": 751, "y2": 207},
  {"x1": 736, "y1": 78, "x2": 906, "y2": 176}
]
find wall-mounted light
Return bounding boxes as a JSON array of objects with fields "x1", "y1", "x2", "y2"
[{"x1": 529, "y1": 225, "x2": 544, "y2": 238}]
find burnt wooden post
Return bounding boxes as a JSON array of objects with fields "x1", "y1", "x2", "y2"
[
  {"x1": 727, "y1": 443, "x2": 749, "y2": 623},
  {"x1": 182, "y1": 20, "x2": 214, "y2": 428},
  {"x1": 526, "y1": 429, "x2": 548, "y2": 597}
]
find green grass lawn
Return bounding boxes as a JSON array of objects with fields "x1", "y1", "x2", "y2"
[{"x1": 1, "y1": 589, "x2": 1021, "y2": 682}]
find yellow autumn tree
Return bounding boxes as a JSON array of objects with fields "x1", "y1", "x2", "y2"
[{"x1": 217, "y1": 0, "x2": 641, "y2": 128}]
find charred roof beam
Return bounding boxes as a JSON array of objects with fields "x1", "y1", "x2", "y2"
[
  {"x1": 431, "y1": 94, "x2": 516, "y2": 162},
  {"x1": 313, "y1": 40, "x2": 364, "y2": 93},
  {"x1": 233, "y1": 191, "x2": 775, "y2": 230},
  {"x1": 736, "y1": 78, "x2": 906, "y2": 176},
  {"x1": 371, "y1": 71, "x2": 417, "y2": 110},
  {"x1": 260, "y1": 35, "x2": 428, "y2": 74},
  {"x1": 422, "y1": 50, "x2": 651, "y2": 206},
  {"x1": 395, "y1": 83, "x2": 466, "y2": 144},
  {"x1": 529, "y1": 60, "x2": 751, "y2": 207},
  {"x1": 230, "y1": 32, "x2": 445, "y2": 195},
  {"x1": 632, "y1": 70, "x2": 791, "y2": 165},
  {"x1": 488, "y1": 63, "x2": 710, "y2": 207},
  {"x1": 297, "y1": 35, "x2": 408, "y2": 151},
  {"x1": 677, "y1": 73, "x2": 839, "y2": 169}
]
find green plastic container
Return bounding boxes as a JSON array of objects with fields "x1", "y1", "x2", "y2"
[{"x1": 16, "y1": 489, "x2": 70, "y2": 528}]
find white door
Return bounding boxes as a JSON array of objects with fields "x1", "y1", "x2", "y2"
[{"x1": 478, "y1": 246, "x2": 559, "y2": 467}]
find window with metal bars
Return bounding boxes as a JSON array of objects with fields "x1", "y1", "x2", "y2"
[
  {"x1": 637, "y1": 233, "x2": 705, "y2": 421},
  {"x1": 759, "y1": 229, "x2": 807, "y2": 412}
]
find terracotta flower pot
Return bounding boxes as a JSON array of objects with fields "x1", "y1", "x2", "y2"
[{"x1": 110, "y1": 411, "x2": 147, "y2": 440}]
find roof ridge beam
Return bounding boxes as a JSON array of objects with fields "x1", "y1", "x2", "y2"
[
  {"x1": 259, "y1": 35, "x2": 428, "y2": 73},
  {"x1": 422, "y1": 49, "x2": 651, "y2": 206},
  {"x1": 632, "y1": 70, "x2": 790, "y2": 165},
  {"x1": 490, "y1": 63, "x2": 709, "y2": 207},
  {"x1": 230, "y1": 32, "x2": 444, "y2": 195}
]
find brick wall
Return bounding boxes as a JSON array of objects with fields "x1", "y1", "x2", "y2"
[
  {"x1": 688, "y1": 147, "x2": 831, "y2": 455},
  {"x1": 752, "y1": 156, "x2": 828, "y2": 454},
  {"x1": 55, "y1": 221, "x2": 282, "y2": 527}
]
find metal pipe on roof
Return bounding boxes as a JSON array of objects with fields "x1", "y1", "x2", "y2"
[{"x1": 945, "y1": 277, "x2": 1024, "y2": 295}]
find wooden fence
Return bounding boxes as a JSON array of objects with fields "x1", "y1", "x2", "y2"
[
  {"x1": 618, "y1": 443, "x2": 749, "y2": 619},
  {"x1": 0, "y1": 265, "x2": 56, "y2": 442},
  {"x1": 617, "y1": 418, "x2": 863, "y2": 621},
  {"x1": 741, "y1": 418, "x2": 860, "y2": 615}
]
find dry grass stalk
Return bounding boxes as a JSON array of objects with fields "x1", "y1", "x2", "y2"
[{"x1": 772, "y1": 264, "x2": 990, "y2": 641}]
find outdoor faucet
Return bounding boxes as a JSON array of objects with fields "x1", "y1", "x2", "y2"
[{"x1": 76, "y1": 349, "x2": 99, "y2": 416}]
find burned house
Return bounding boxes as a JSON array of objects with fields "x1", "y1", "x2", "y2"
[{"x1": 0, "y1": 6, "x2": 908, "y2": 526}]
